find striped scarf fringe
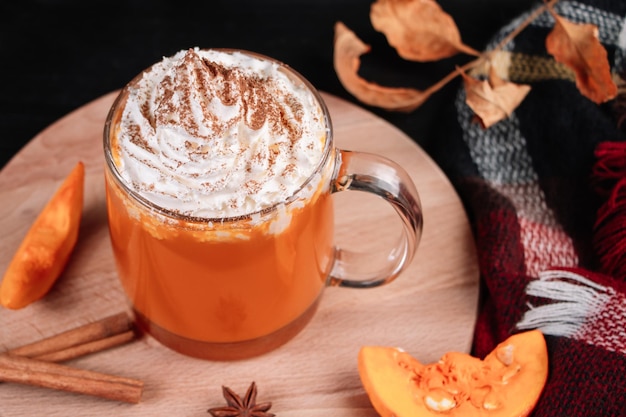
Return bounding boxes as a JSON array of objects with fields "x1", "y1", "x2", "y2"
[{"x1": 517, "y1": 268, "x2": 626, "y2": 355}]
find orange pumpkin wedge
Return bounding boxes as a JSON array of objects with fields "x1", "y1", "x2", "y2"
[
  {"x1": 358, "y1": 330, "x2": 548, "y2": 417},
  {"x1": 0, "y1": 161, "x2": 85, "y2": 309}
]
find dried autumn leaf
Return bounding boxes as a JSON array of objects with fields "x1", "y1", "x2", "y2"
[
  {"x1": 545, "y1": 9, "x2": 617, "y2": 104},
  {"x1": 333, "y1": 21, "x2": 430, "y2": 111},
  {"x1": 370, "y1": 0, "x2": 479, "y2": 62},
  {"x1": 462, "y1": 68, "x2": 531, "y2": 128}
]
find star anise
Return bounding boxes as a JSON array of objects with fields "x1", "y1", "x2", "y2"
[{"x1": 208, "y1": 381, "x2": 275, "y2": 417}]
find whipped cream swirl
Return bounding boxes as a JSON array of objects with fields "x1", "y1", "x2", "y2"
[{"x1": 112, "y1": 48, "x2": 327, "y2": 218}]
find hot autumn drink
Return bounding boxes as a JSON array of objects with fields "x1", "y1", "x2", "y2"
[{"x1": 104, "y1": 48, "x2": 423, "y2": 360}]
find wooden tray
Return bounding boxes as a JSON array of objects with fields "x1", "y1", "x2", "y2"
[{"x1": 0, "y1": 91, "x2": 479, "y2": 416}]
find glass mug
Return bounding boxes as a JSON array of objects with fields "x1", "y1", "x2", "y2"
[{"x1": 103, "y1": 48, "x2": 423, "y2": 360}]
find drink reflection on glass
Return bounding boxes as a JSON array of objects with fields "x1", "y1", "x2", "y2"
[{"x1": 103, "y1": 48, "x2": 423, "y2": 360}]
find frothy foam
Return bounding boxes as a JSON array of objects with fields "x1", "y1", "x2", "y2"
[{"x1": 111, "y1": 48, "x2": 327, "y2": 218}]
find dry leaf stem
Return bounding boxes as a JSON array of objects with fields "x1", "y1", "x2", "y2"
[
  {"x1": 428, "y1": 0, "x2": 561, "y2": 99},
  {"x1": 492, "y1": 0, "x2": 560, "y2": 52}
]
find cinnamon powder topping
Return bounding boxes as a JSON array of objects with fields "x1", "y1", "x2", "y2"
[{"x1": 112, "y1": 48, "x2": 327, "y2": 218}]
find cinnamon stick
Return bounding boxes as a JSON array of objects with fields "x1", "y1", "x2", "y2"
[
  {"x1": 0, "y1": 354, "x2": 143, "y2": 403},
  {"x1": 34, "y1": 331, "x2": 136, "y2": 363},
  {"x1": 8, "y1": 312, "x2": 134, "y2": 360},
  {"x1": 1, "y1": 312, "x2": 144, "y2": 403}
]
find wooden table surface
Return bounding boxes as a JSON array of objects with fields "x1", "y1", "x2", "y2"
[{"x1": 0, "y1": 91, "x2": 479, "y2": 416}]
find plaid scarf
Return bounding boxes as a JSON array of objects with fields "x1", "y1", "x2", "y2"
[{"x1": 432, "y1": 1, "x2": 626, "y2": 415}]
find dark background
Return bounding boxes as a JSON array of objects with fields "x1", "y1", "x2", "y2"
[{"x1": 0, "y1": 0, "x2": 536, "y2": 171}]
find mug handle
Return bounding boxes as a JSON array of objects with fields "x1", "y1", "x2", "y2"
[{"x1": 328, "y1": 150, "x2": 423, "y2": 288}]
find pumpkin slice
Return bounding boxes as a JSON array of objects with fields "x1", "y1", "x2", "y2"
[
  {"x1": 0, "y1": 161, "x2": 85, "y2": 309},
  {"x1": 358, "y1": 330, "x2": 548, "y2": 417}
]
